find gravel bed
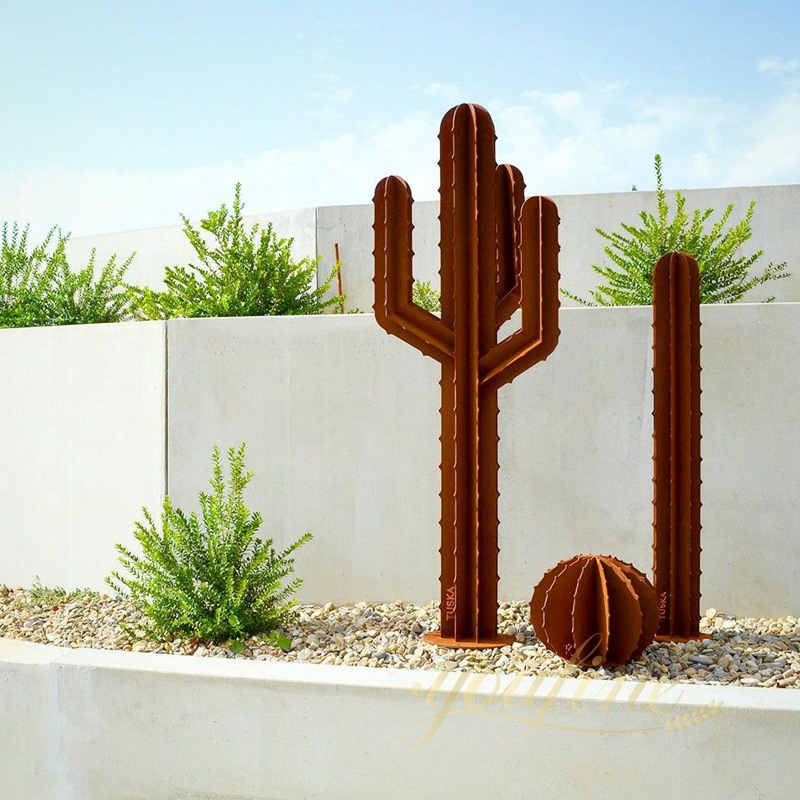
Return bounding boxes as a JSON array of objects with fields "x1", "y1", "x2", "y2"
[{"x1": 1, "y1": 584, "x2": 798, "y2": 687}]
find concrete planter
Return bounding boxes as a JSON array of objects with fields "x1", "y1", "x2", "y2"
[{"x1": 1, "y1": 636, "x2": 797, "y2": 799}]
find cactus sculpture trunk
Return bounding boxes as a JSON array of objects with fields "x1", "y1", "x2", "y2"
[
  {"x1": 651, "y1": 251, "x2": 705, "y2": 641},
  {"x1": 373, "y1": 104, "x2": 560, "y2": 648}
]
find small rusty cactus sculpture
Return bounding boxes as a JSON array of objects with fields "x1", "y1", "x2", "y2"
[
  {"x1": 530, "y1": 555, "x2": 659, "y2": 666},
  {"x1": 373, "y1": 103, "x2": 560, "y2": 648},
  {"x1": 651, "y1": 251, "x2": 706, "y2": 641}
]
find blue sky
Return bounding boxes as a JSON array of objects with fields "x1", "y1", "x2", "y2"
[{"x1": 2, "y1": 1, "x2": 799, "y2": 238}]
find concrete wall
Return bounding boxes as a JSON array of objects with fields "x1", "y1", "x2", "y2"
[
  {"x1": 164, "y1": 305, "x2": 800, "y2": 617},
  {"x1": 1, "y1": 306, "x2": 799, "y2": 617},
  {"x1": 2, "y1": 637, "x2": 799, "y2": 800},
  {"x1": 317, "y1": 184, "x2": 800, "y2": 312},
  {"x1": 0, "y1": 321, "x2": 166, "y2": 590},
  {"x1": 166, "y1": 314, "x2": 442, "y2": 604},
  {"x1": 63, "y1": 184, "x2": 800, "y2": 309}
]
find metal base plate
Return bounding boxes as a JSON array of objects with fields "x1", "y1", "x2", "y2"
[{"x1": 422, "y1": 632, "x2": 515, "y2": 650}]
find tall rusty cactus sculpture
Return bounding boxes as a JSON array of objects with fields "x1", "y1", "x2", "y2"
[
  {"x1": 651, "y1": 251, "x2": 706, "y2": 641},
  {"x1": 373, "y1": 104, "x2": 560, "y2": 648}
]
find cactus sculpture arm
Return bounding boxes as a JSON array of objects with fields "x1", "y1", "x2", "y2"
[
  {"x1": 374, "y1": 175, "x2": 453, "y2": 361},
  {"x1": 494, "y1": 164, "x2": 526, "y2": 325},
  {"x1": 373, "y1": 103, "x2": 560, "y2": 647},
  {"x1": 480, "y1": 195, "x2": 560, "y2": 388},
  {"x1": 651, "y1": 251, "x2": 705, "y2": 641}
]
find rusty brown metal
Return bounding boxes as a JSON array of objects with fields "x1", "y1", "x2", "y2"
[
  {"x1": 373, "y1": 103, "x2": 560, "y2": 648},
  {"x1": 334, "y1": 242, "x2": 345, "y2": 314},
  {"x1": 651, "y1": 251, "x2": 706, "y2": 641},
  {"x1": 530, "y1": 554, "x2": 659, "y2": 666}
]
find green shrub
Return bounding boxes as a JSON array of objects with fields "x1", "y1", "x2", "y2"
[
  {"x1": 412, "y1": 279, "x2": 441, "y2": 313},
  {"x1": 131, "y1": 184, "x2": 338, "y2": 319},
  {"x1": 107, "y1": 443, "x2": 311, "y2": 643},
  {"x1": 562, "y1": 155, "x2": 790, "y2": 306},
  {"x1": 0, "y1": 221, "x2": 136, "y2": 327}
]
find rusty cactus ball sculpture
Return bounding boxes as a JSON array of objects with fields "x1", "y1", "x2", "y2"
[
  {"x1": 373, "y1": 103, "x2": 560, "y2": 648},
  {"x1": 530, "y1": 555, "x2": 659, "y2": 667}
]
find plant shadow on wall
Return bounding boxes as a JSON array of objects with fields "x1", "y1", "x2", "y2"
[
  {"x1": 129, "y1": 183, "x2": 339, "y2": 319},
  {"x1": 562, "y1": 155, "x2": 790, "y2": 306},
  {"x1": 0, "y1": 221, "x2": 136, "y2": 327},
  {"x1": 107, "y1": 443, "x2": 311, "y2": 649}
]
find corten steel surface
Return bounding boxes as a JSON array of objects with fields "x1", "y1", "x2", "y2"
[
  {"x1": 530, "y1": 554, "x2": 659, "y2": 667},
  {"x1": 373, "y1": 103, "x2": 560, "y2": 648},
  {"x1": 651, "y1": 252, "x2": 707, "y2": 642}
]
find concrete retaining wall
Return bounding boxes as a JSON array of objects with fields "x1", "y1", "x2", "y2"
[
  {"x1": 1, "y1": 636, "x2": 798, "y2": 800},
  {"x1": 164, "y1": 304, "x2": 800, "y2": 616},
  {"x1": 65, "y1": 184, "x2": 800, "y2": 308},
  {"x1": 0, "y1": 321, "x2": 166, "y2": 590},
  {"x1": 1, "y1": 305, "x2": 798, "y2": 617}
]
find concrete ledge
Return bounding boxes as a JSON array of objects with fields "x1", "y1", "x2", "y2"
[{"x1": 1, "y1": 637, "x2": 798, "y2": 799}]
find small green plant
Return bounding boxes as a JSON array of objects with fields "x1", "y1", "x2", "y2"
[
  {"x1": 107, "y1": 443, "x2": 311, "y2": 643},
  {"x1": 131, "y1": 184, "x2": 338, "y2": 319},
  {"x1": 412, "y1": 279, "x2": 441, "y2": 313},
  {"x1": 23, "y1": 577, "x2": 97, "y2": 608},
  {"x1": 562, "y1": 155, "x2": 790, "y2": 306},
  {"x1": 0, "y1": 221, "x2": 137, "y2": 327},
  {"x1": 266, "y1": 630, "x2": 292, "y2": 651}
]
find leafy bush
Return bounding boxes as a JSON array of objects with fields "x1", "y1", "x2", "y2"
[
  {"x1": 107, "y1": 443, "x2": 311, "y2": 643},
  {"x1": 0, "y1": 221, "x2": 136, "y2": 327},
  {"x1": 562, "y1": 155, "x2": 790, "y2": 305},
  {"x1": 412, "y1": 279, "x2": 441, "y2": 313},
  {"x1": 131, "y1": 184, "x2": 338, "y2": 318}
]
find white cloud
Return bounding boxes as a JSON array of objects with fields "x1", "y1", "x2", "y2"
[
  {"x1": 496, "y1": 87, "x2": 740, "y2": 195},
  {"x1": 422, "y1": 83, "x2": 462, "y2": 105},
  {"x1": 523, "y1": 89, "x2": 586, "y2": 121},
  {"x1": 302, "y1": 73, "x2": 354, "y2": 119},
  {"x1": 305, "y1": 87, "x2": 354, "y2": 103},
  {"x1": 690, "y1": 151, "x2": 715, "y2": 181},
  {"x1": 0, "y1": 117, "x2": 441, "y2": 239},
  {"x1": 725, "y1": 92, "x2": 800, "y2": 185},
  {"x1": 2, "y1": 86, "x2": 798, "y2": 240},
  {"x1": 424, "y1": 83, "x2": 459, "y2": 96},
  {"x1": 757, "y1": 56, "x2": 800, "y2": 75}
]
